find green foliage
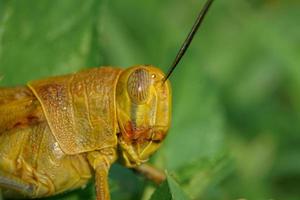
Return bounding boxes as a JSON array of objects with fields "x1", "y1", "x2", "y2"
[
  {"x1": 150, "y1": 174, "x2": 190, "y2": 200},
  {"x1": 0, "y1": 0, "x2": 300, "y2": 199}
]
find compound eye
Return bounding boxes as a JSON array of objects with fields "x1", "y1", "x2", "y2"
[{"x1": 127, "y1": 68, "x2": 151, "y2": 104}]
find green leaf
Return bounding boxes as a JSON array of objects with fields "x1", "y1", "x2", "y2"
[
  {"x1": 0, "y1": 0, "x2": 103, "y2": 86},
  {"x1": 150, "y1": 174, "x2": 190, "y2": 200}
]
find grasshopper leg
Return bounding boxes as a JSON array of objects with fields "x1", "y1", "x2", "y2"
[
  {"x1": 133, "y1": 164, "x2": 166, "y2": 185},
  {"x1": 0, "y1": 173, "x2": 35, "y2": 197},
  {"x1": 87, "y1": 149, "x2": 117, "y2": 200},
  {"x1": 94, "y1": 164, "x2": 110, "y2": 200}
]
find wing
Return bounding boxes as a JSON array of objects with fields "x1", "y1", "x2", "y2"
[
  {"x1": 27, "y1": 67, "x2": 122, "y2": 154},
  {"x1": 0, "y1": 87, "x2": 44, "y2": 134}
]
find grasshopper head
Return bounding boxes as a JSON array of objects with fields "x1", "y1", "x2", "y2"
[
  {"x1": 116, "y1": 65, "x2": 171, "y2": 167},
  {"x1": 115, "y1": 0, "x2": 214, "y2": 167}
]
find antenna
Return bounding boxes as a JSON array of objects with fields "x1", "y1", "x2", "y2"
[{"x1": 163, "y1": 0, "x2": 214, "y2": 82}]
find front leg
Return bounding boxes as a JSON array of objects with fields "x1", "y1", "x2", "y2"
[
  {"x1": 87, "y1": 149, "x2": 116, "y2": 200},
  {"x1": 133, "y1": 163, "x2": 166, "y2": 185}
]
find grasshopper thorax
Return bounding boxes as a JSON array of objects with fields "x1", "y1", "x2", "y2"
[{"x1": 116, "y1": 65, "x2": 171, "y2": 167}]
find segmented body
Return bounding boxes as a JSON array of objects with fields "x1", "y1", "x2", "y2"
[{"x1": 0, "y1": 67, "x2": 122, "y2": 198}]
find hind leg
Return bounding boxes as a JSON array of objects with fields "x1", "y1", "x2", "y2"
[{"x1": 0, "y1": 173, "x2": 35, "y2": 198}]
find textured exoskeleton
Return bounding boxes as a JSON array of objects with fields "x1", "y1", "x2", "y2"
[{"x1": 0, "y1": 65, "x2": 171, "y2": 200}]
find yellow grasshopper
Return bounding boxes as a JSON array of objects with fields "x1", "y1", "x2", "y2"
[{"x1": 0, "y1": 0, "x2": 214, "y2": 199}]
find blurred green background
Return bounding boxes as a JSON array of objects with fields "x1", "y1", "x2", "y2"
[{"x1": 0, "y1": 0, "x2": 299, "y2": 199}]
